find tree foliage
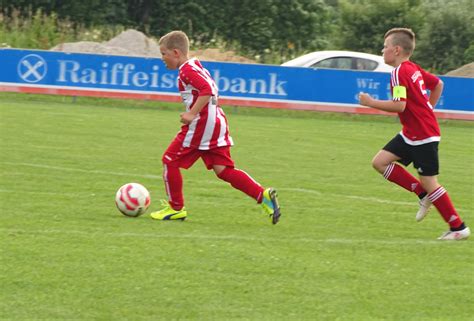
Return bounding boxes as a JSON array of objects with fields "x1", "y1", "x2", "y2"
[
  {"x1": 336, "y1": 0, "x2": 473, "y2": 73},
  {"x1": 338, "y1": 0, "x2": 424, "y2": 54},
  {"x1": 415, "y1": 0, "x2": 474, "y2": 73},
  {"x1": 0, "y1": 0, "x2": 472, "y2": 72}
]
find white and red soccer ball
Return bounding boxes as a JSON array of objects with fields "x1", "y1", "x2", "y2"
[{"x1": 115, "y1": 183, "x2": 151, "y2": 217}]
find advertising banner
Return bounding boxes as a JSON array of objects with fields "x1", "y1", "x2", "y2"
[{"x1": 1, "y1": 48, "x2": 472, "y2": 120}]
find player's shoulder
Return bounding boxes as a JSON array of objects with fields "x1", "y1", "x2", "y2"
[
  {"x1": 394, "y1": 60, "x2": 414, "y2": 73},
  {"x1": 181, "y1": 58, "x2": 203, "y2": 70},
  {"x1": 179, "y1": 61, "x2": 194, "y2": 80},
  {"x1": 179, "y1": 60, "x2": 192, "y2": 72},
  {"x1": 392, "y1": 61, "x2": 422, "y2": 82},
  {"x1": 179, "y1": 58, "x2": 203, "y2": 77}
]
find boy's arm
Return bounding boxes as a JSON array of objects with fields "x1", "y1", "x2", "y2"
[
  {"x1": 359, "y1": 92, "x2": 406, "y2": 113},
  {"x1": 179, "y1": 64, "x2": 215, "y2": 125},
  {"x1": 421, "y1": 68, "x2": 443, "y2": 108},
  {"x1": 429, "y1": 79, "x2": 443, "y2": 108},
  {"x1": 180, "y1": 95, "x2": 211, "y2": 124}
]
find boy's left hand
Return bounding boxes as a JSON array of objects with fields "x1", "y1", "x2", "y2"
[
  {"x1": 180, "y1": 112, "x2": 196, "y2": 124},
  {"x1": 358, "y1": 92, "x2": 373, "y2": 107}
]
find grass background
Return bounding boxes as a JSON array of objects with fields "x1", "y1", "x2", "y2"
[{"x1": 0, "y1": 93, "x2": 473, "y2": 321}]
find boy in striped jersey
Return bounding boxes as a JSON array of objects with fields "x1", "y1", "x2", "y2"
[
  {"x1": 359, "y1": 27, "x2": 470, "y2": 240},
  {"x1": 150, "y1": 30, "x2": 281, "y2": 224}
]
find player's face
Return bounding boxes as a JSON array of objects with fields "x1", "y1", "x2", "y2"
[
  {"x1": 160, "y1": 46, "x2": 179, "y2": 70},
  {"x1": 382, "y1": 36, "x2": 397, "y2": 66}
]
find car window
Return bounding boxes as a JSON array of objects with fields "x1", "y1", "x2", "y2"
[
  {"x1": 354, "y1": 58, "x2": 378, "y2": 71},
  {"x1": 310, "y1": 57, "x2": 352, "y2": 70}
]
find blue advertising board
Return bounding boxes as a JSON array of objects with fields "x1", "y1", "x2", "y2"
[{"x1": 1, "y1": 48, "x2": 473, "y2": 119}]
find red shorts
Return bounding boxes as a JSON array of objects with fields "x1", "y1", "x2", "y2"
[{"x1": 162, "y1": 138, "x2": 235, "y2": 170}]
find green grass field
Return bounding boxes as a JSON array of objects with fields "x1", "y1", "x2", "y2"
[{"x1": 1, "y1": 93, "x2": 473, "y2": 321}]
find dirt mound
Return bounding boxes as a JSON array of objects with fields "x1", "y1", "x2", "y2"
[
  {"x1": 104, "y1": 29, "x2": 161, "y2": 57},
  {"x1": 445, "y1": 62, "x2": 474, "y2": 78},
  {"x1": 51, "y1": 29, "x2": 161, "y2": 57},
  {"x1": 51, "y1": 29, "x2": 255, "y2": 63},
  {"x1": 190, "y1": 48, "x2": 255, "y2": 64},
  {"x1": 50, "y1": 41, "x2": 133, "y2": 56}
]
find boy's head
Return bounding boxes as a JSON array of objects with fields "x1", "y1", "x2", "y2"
[
  {"x1": 382, "y1": 28, "x2": 415, "y2": 66},
  {"x1": 159, "y1": 30, "x2": 189, "y2": 69}
]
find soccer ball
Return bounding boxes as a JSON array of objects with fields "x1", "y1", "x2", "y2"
[{"x1": 115, "y1": 183, "x2": 151, "y2": 217}]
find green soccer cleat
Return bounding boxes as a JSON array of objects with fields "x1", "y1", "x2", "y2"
[
  {"x1": 261, "y1": 188, "x2": 281, "y2": 224},
  {"x1": 150, "y1": 200, "x2": 187, "y2": 221}
]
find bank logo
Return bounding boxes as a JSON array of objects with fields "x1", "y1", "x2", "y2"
[{"x1": 18, "y1": 54, "x2": 47, "y2": 83}]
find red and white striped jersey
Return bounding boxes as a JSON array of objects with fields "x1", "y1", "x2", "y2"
[
  {"x1": 176, "y1": 58, "x2": 233, "y2": 150},
  {"x1": 391, "y1": 61, "x2": 441, "y2": 145}
]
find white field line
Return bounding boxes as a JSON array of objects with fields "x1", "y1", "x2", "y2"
[
  {"x1": 0, "y1": 162, "x2": 161, "y2": 179},
  {"x1": 0, "y1": 189, "x2": 91, "y2": 196},
  {"x1": 1, "y1": 144, "x2": 74, "y2": 151},
  {"x1": 1, "y1": 162, "x2": 470, "y2": 212},
  {"x1": 278, "y1": 187, "x2": 414, "y2": 206},
  {"x1": 0, "y1": 227, "x2": 444, "y2": 245},
  {"x1": 279, "y1": 187, "x2": 322, "y2": 195},
  {"x1": 341, "y1": 195, "x2": 414, "y2": 206},
  {"x1": 0, "y1": 183, "x2": 411, "y2": 207}
]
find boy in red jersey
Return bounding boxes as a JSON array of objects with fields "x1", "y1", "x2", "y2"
[
  {"x1": 150, "y1": 30, "x2": 281, "y2": 224},
  {"x1": 359, "y1": 27, "x2": 470, "y2": 240}
]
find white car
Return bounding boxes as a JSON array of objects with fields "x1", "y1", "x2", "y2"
[{"x1": 281, "y1": 50, "x2": 393, "y2": 72}]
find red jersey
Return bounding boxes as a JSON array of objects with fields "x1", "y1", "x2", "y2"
[
  {"x1": 176, "y1": 58, "x2": 233, "y2": 150},
  {"x1": 391, "y1": 61, "x2": 441, "y2": 145}
]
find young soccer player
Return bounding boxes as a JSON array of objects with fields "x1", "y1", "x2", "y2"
[
  {"x1": 359, "y1": 27, "x2": 470, "y2": 240},
  {"x1": 150, "y1": 30, "x2": 281, "y2": 224}
]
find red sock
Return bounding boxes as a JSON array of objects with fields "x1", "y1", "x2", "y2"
[
  {"x1": 163, "y1": 164, "x2": 184, "y2": 210},
  {"x1": 383, "y1": 163, "x2": 426, "y2": 196},
  {"x1": 217, "y1": 167, "x2": 264, "y2": 202},
  {"x1": 428, "y1": 186, "x2": 463, "y2": 229}
]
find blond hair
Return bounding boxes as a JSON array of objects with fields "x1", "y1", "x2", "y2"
[
  {"x1": 159, "y1": 30, "x2": 189, "y2": 55},
  {"x1": 384, "y1": 28, "x2": 416, "y2": 55}
]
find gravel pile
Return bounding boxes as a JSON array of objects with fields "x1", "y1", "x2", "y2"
[
  {"x1": 444, "y1": 62, "x2": 474, "y2": 78},
  {"x1": 51, "y1": 29, "x2": 161, "y2": 57}
]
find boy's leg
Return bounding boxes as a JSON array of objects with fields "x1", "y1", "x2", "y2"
[
  {"x1": 419, "y1": 175, "x2": 469, "y2": 239},
  {"x1": 415, "y1": 144, "x2": 469, "y2": 240},
  {"x1": 375, "y1": 136, "x2": 431, "y2": 221},
  {"x1": 373, "y1": 150, "x2": 426, "y2": 197},
  {"x1": 381, "y1": 161, "x2": 431, "y2": 221},
  {"x1": 383, "y1": 162, "x2": 427, "y2": 196},
  {"x1": 215, "y1": 166, "x2": 264, "y2": 202},
  {"x1": 215, "y1": 166, "x2": 281, "y2": 224},
  {"x1": 151, "y1": 140, "x2": 200, "y2": 221},
  {"x1": 150, "y1": 163, "x2": 188, "y2": 221},
  {"x1": 429, "y1": 186, "x2": 470, "y2": 240},
  {"x1": 201, "y1": 147, "x2": 263, "y2": 202},
  {"x1": 203, "y1": 147, "x2": 281, "y2": 224},
  {"x1": 428, "y1": 186, "x2": 463, "y2": 228},
  {"x1": 163, "y1": 164, "x2": 184, "y2": 210},
  {"x1": 159, "y1": 139, "x2": 201, "y2": 210}
]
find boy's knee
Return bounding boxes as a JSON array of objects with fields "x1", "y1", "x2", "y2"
[
  {"x1": 371, "y1": 157, "x2": 380, "y2": 169},
  {"x1": 213, "y1": 165, "x2": 228, "y2": 177},
  {"x1": 216, "y1": 166, "x2": 231, "y2": 180},
  {"x1": 372, "y1": 158, "x2": 386, "y2": 174},
  {"x1": 371, "y1": 159, "x2": 377, "y2": 169}
]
